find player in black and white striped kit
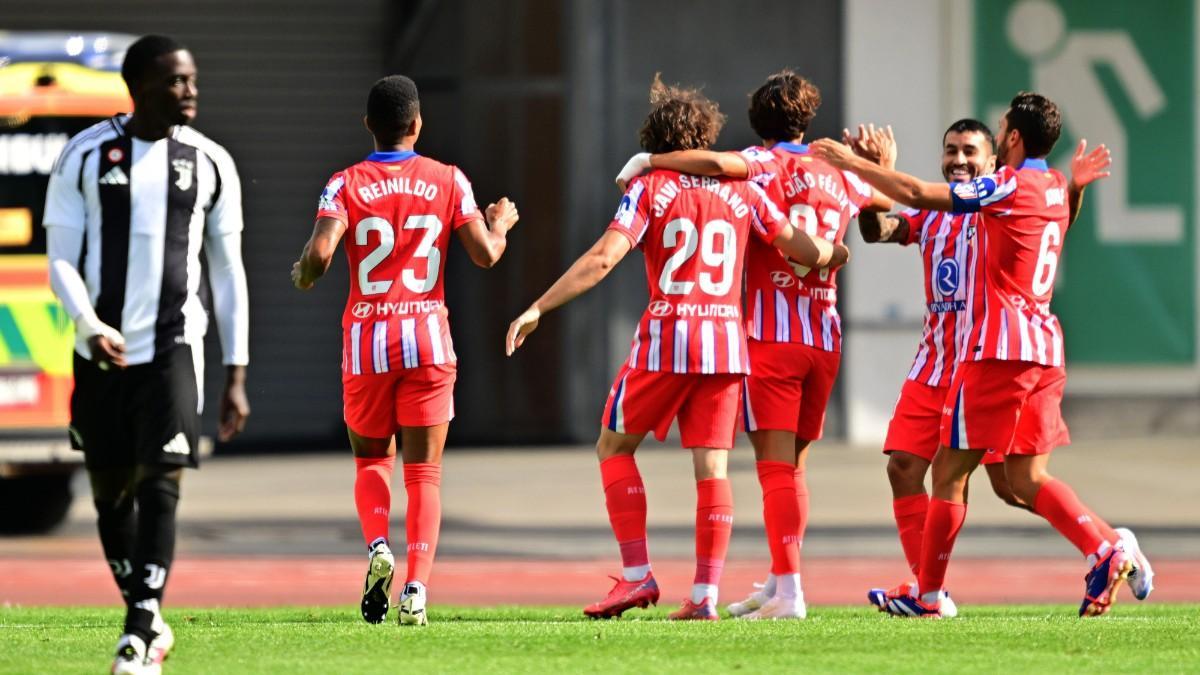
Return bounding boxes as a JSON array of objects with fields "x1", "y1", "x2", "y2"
[{"x1": 42, "y1": 35, "x2": 250, "y2": 675}]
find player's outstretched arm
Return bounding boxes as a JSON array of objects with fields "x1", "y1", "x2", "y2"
[
  {"x1": 506, "y1": 229, "x2": 632, "y2": 356},
  {"x1": 292, "y1": 217, "x2": 347, "y2": 290},
  {"x1": 770, "y1": 225, "x2": 849, "y2": 270},
  {"x1": 457, "y1": 197, "x2": 519, "y2": 268},
  {"x1": 615, "y1": 151, "x2": 749, "y2": 191},
  {"x1": 1067, "y1": 139, "x2": 1112, "y2": 225},
  {"x1": 811, "y1": 137, "x2": 952, "y2": 211}
]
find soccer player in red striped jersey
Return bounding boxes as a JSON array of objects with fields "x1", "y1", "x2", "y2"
[
  {"x1": 814, "y1": 92, "x2": 1152, "y2": 618},
  {"x1": 291, "y1": 75, "x2": 519, "y2": 626},
  {"x1": 854, "y1": 120, "x2": 1034, "y2": 613},
  {"x1": 506, "y1": 75, "x2": 847, "y2": 621},
  {"x1": 615, "y1": 70, "x2": 893, "y2": 619}
]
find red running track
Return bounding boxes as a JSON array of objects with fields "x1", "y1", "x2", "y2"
[{"x1": 2, "y1": 557, "x2": 1195, "y2": 607}]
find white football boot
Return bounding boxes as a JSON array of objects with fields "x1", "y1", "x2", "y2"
[
  {"x1": 399, "y1": 582, "x2": 429, "y2": 626},
  {"x1": 146, "y1": 615, "x2": 174, "y2": 668},
  {"x1": 111, "y1": 635, "x2": 160, "y2": 675},
  {"x1": 741, "y1": 593, "x2": 807, "y2": 620},
  {"x1": 360, "y1": 541, "x2": 396, "y2": 624},
  {"x1": 726, "y1": 582, "x2": 771, "y2": 617},
  {"x1": 938, "y1": 591, "x2": 959, "y2": 618},
  {"x1": 1116, "y1": 527, "x2": 1155, "y2": 601}
]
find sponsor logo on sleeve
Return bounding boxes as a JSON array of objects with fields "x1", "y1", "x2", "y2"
[
  {"x1": 615, "y1": 181, "x2": 645, "y2": 228},
  {"x1": 319, "y1": 176, "x2": 345, "y2": 211}
]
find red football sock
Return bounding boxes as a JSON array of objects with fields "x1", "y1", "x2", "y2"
[
  {"x1": 916, "y1": 498, "x2": 966, "y2": 597},
  {"x1": 403, "y1": 463, "x2": 442, "y2": 585},
  {"x1": 599, "y1": 455, "x2": 649, "y2": 568},
  {"x1": 757, "y1": 461, "x2": 800, "y2": 575},
  {"x1": 893, "y1": 493, "x2": 930, "y2": 576},
  {"x1": 794, "y1": 467, "x2": 810, "y2": 550},
  {"x1": 354, "y1": 456, "x2": 395, "y2": 548},
  {"x1": 694, "y1": 478, "x2": 733, "y2": 586},
  {"x1": 1032, "y1": 479, "x2": 1107, "y2": 558},
  {"x1": 1082, "y1": 505, "x2": 1121, "y2": 546}
]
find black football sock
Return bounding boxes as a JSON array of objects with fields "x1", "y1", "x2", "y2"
[{"x1": 123, "y1": 471, "x2": 180, "y2": 643}]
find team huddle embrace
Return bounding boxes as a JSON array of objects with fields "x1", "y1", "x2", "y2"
[{"x1": 46, "y1": 33, "x2": 1154, "y2": 675}]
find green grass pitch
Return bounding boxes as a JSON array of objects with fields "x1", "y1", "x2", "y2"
[{"x1": 3, "y1": 605, "x2": 1198, "y2": 674}]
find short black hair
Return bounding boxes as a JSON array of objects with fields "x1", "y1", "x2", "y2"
[
  {"x1": 943, "y1": 118, "x2": 994, "y2": 150},
  {"x1": 121, "y1": 34, "x2": 186, "y2": 91},
  {"x1": 367, "y1": 75, "x2": 420, "y2": 143},
  {"x1": 1005, "y1": 92, "x2": 1062, "y2": 158}
]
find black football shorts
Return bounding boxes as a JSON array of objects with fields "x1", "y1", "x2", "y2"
[{"x1": 69, "y1": 344, "x2": 200, "y2": 469}]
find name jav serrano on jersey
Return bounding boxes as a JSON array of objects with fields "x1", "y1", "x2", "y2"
[{"x1": 652, "y1": 175, "x2": 750, "y2": 218}]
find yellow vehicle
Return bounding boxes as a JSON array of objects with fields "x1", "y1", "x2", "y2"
[{"x1": 0, "y1": 31, "x2": 133, "y2": 532}]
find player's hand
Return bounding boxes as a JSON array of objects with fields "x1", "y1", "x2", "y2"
[
  {"x1": 810, "y1": 138, "x2": 856, "y2": 169},
  {"x1": 830, "y1": 243, "x2": 851, "y2": 270},
  {"x1": 87, "y1": 331, "x2": 127, "y2": 370},
  {"x1": 1068, "y1": 139, "x2": 1112, "y2": 190},
  {"x1": 843, "y1": 124, "x2": 879, "y2": 162},
  {"x1": 866, "y1": 124, "x2": 897, "y2": 169},
  {"x1": 291, "y1": 261, "x2": 313, "y2": 290},
  {"x1": 615, "y1": 153, "x2": 652, "y2": 192},
  {"x1": 505, "y1": 307, "x2": 541, "y2": 356},
  {"x1": 218, "y1": 365, "x2": 250, "y2": 442},
  {"x1": 486, "y1": 197, "x2": 520, "y2": 233}
]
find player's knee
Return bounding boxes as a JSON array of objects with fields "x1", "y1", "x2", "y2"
[
  {"x1": 88, "y1": 467, "x2": 136, "y2": 505},
  {"x1": 988, "y1": 479, "x2": 1028, "y2": 510},
  {"x1": 886, "y1": 453, "x2": 928, "y2": 493},
  {"x1": 134, "y1": 469, "x2": 181, "y2": 516}
]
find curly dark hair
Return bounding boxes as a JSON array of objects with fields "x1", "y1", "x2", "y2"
[
  {"x1": 638, "y1": 74, "x2": 726, "y2": 153},
  {"x1": 747, "y1": 69, "x2": 821, "y2": 143},
  {"x1": 1005, "y1": 91, "x2": 1062, "y2": 158}
]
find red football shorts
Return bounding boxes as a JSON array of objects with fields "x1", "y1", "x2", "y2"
[
  {"x1": 343, "y1": 364, "x2": 456, "y2": 438},
  {"x1": 940, "y1": 359, "x2": 1070, "y2": 455},
  {"x1": 742, "y1": 341, "x2": 840, "y2": 440},
  {"x1": 602, "y1": 364, "x2": 743, "y2": 449},
  {"x1": 884, "y1": 379, "x2": 947, "y2": 462},
  {"x1": 884, "y1": 379, "x2": 1004, "y2": 464}
]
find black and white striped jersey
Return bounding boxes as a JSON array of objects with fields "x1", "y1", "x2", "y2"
[{"x1": 43, "y1": 114, "x2": 249, "y2": 366}]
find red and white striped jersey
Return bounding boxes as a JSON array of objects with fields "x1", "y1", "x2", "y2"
[
  {"x1": 609, "y1": 170, "x2": 788, "y2": 375},
  {"x1": 950, "y1": 158, "x2": 1069, "y2": 367},
  {"x1": 316, "y1": 150, "x2": 481, "y2": 375},
  {"x1": 739, "y1": 143, "x2": 874, "y2": 352},
  {"x1": 897, "y1": 208, "x2": 979, "y2": 387}
]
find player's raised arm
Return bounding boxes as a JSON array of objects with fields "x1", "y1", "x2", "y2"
[
  {"x1": 506, "y1": 229, "x2": 632, "y2": 356},
  {"x1": 456, "y1": 197, "x2": 519, "y2": 268},
  {"x1": 1066, "y1": 139, "x2": 1112, "y2": 225},
  {"x1": 811, "y1": 137, "x2": 953, "y2": 211},
  {"x1": 615, "y1": 150, "x2": 750, "y2": 191},
  {"x1": 292, "y1": 216, "x2": 348, "y2": 290}
]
